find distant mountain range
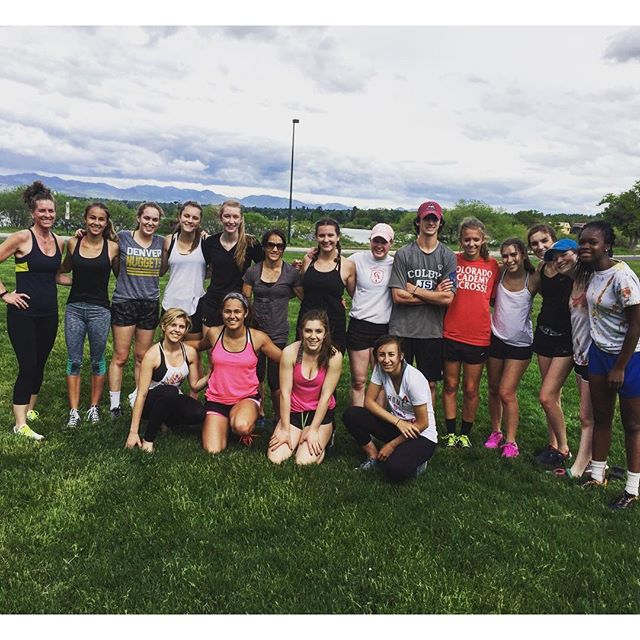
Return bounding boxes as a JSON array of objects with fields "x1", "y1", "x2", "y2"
[{"x1": 0, "y1": 173, "x2": 353, "y2": 210}]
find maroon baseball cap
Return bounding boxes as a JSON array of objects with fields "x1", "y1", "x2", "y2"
[{"x1": 417, "y1": 201, "x2": 443, "y2": 221}]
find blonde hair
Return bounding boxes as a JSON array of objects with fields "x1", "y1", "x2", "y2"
[
  {"x1": 135, "y1": 201, "x2": 164, "y2": 230},
  {"x1": 219, "y1": 199, "x2": 257, "y2": 270},
  {"x1": 160, "y1": 307, "x2": 192, "y2": 336}
]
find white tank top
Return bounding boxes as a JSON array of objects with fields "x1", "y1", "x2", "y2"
[
  {"x1": 162, "y1": 234, "x2": 207, "y2": 316},
  {"x1": 491, "y1": 272, "x2": 534, "y2": 347}
]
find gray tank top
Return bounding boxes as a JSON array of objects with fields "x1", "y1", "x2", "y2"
[{"x1": 112, "y1": 230, "x2": 164, "y2": 303}]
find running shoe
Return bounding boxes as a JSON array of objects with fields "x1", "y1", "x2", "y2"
[
  {"x1": 457, "y1": 434, "x2": 472, "y2": 448},
  {"x1": 110, "y1": 406, "x2": 122, "y2": 420},
  {"x1": 535, "y1": 447, "x2": 572, "y2": 468},
  {"x1": 66, "y1": 409, "x2": 81, "y2": 429},
  {"x1": 484, "y1": 431, "x2": 504, "y2": 449},
  {"x1": 533, "y1": 445, "x2": 554, "y2": 465},
  {"x1": 609, "y1": 491, "x2": 638, "y2": 510},
  {"x1": 128, "y1": 390, "x2": 137, "y2": 408},
  {"x1": 581, "y1": 477, "x2": 608, "y2": 489},
  {"x1": 415, "y1": 461, "x2": 429, "y2": 477},
  {"x1": 13, "y1": 424, "x2": 44, "y2": 441},
  {"x1": 443, "y1": 433, "x2": 458, "y2": 448},
  {"x1": 239, "y1": 433, "x2": 255, "y2": 447},
  {"x1": 26, "y1": 409, "x2": 40, "y2": 423},
  {"x1": 86, "y1": 405, "x2": 100, "y2": 425},
  {"x1": 501, "y1": 441, "x2": 519, "y2": 458},
  {"x1": 355, "y1": 458, "x2": 378, "y2": 471}
]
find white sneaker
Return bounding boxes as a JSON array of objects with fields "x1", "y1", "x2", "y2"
[
  {"x1": 14, "y1": 424, "x2": 45, "y2": 441},
  {"x1": 86, "y1": 405, "x2": 100, "y2": 425},
  {"x1": 66, "y1": 409, "x2": 81, "y2": 429},
  {"x1": 128, "y1": 389, "x2": 137, "y2": 408}
]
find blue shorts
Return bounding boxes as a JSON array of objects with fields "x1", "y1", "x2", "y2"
[{"x1": 588, "y1": 343, "x2": 640, "y2": 398}]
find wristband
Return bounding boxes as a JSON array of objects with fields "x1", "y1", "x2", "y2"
[
  {"x1": 0, "y1": 290, "x2": 8, "y2": 299},
  {"x1": 395, "y1": 418, "x2": 401, "y2": 427}
]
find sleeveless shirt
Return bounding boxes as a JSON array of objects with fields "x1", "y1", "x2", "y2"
[
  {"x1": 162, "y1": 234, "x2": 206, "y2": 316},
  {"x1": 290, "y1": 345, "x2": 337, "y2": 413},
  {"x1": 148, "y1": 343, "x2": 190, "y2": 390},
  {"x1": 67, "y1": 238, "x2": 111, "y2": 309},
  {"x1": 491, "y1": 272, "x2": 534, "y2": 347},
  {"x1": 12, "y1": 228, "x2": 61, "y2": 317}
]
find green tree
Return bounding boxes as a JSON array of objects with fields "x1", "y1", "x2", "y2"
[{"x1": 599, "y1": 182, "x2": 640, "y2": 248}]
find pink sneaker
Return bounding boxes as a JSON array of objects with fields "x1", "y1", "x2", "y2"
[
  {"x1": 484, "y1": 431, "x2": 504, "y2": 449},
  {"x1": 501, "y1": 441, "x2": 520, "y2": 458}
]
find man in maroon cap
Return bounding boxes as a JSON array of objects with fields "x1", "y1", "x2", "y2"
[{"x1": 388, "y1": 201, "x2": 457, "y2": 407}]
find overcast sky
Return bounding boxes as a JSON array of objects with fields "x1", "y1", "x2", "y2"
[{"x1": 1, "y1": 20, "x2": 640, "y2": 213}]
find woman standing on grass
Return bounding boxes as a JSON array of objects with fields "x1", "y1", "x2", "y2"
[
  {"x1": 297, "y1": 218, "x2": 356, "y2": 354},
  {"x1": 441, "y1": 217, "x2": 499, "y2": 448},
  {"x1": 527, "y1": 225, "x2": 575, "y2": 468},
  {"x1": 198, "y1": 292, "x2": 282, "y2": 454},
  {"x1": 268, "y1": 310, "x2": 342, "y2": 465},
  {"x1": 578, "y1": 222, "x2": 640, "y2": 510},
  {"x1": 242, "y1": 228, "x2": 303, "y2": 420},
  {"x1": 342, "y1": 334, "x2": 437, "y2": 480},
  {"x1": 200, "y1": 200, "x2": 263, "y2": 328},
  {"x1": 346, "y1": 223, "x2": 395, "y2": 407},
  {"x1": 162, "y1": 201, "x2": 208, "y2": 397},
  {"x1": 162, "y1": 201, "x2": 208, "y2": 342},
  {"x1": 125, "y1": 308, "x2": 207, "y2": 453},
  {"x1": 544, "y1": 239, "x2": 594, "y2": 479},
  {"x1": 0, "y1": 180, "x2": 66, "y2": 440},
  {"x1": 108, "y1": 202, "x2": 165, "y2": 418},
  {"x1": 485, "y1": 238, "x2": 539, "y2": 458},
  {"x1": 60, "y1": 203, "x2": 119, "y2": 428}
]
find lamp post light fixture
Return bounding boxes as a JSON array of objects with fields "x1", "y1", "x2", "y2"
[{"x1": 287, "y1": 118, "x2": 300, "y2": 244}]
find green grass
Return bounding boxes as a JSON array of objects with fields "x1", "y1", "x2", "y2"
[{"x1": 1, "y1": 256, "x2": 639, "y2": 614}]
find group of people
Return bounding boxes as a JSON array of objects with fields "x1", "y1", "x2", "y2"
[{"x1": 1, "y1": 181, "x2": 639, "y2": 509}]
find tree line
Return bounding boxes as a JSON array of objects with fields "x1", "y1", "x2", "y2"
[{"x1": 1, "y1": 182, "x2": 638, "y2": 248}]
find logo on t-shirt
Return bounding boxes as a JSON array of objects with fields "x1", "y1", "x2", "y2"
[{"x1": 370, "y1": 268, "x2": 385, "y2": 284}]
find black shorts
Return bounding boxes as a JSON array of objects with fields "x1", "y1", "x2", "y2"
[
  {"x1": 443, "y1": 338, "x2": 487, "y2": 365},
  {"x1": 574, "y1": 362, "x2": 589, "y2": 382},
  {"x1": 487, "y1": 333, "x2": 532, "y2": 361},
  {"x1": 401, "y1": 337, "x2": 443, "y2": 382},
  {"x1": 162, "y1": 297, "x2": 203, "y2": 335},
  {"x1": 532, "y1": 325, "x2": 573, "y2": 358},
  {"x1": 346, "y1": 317, "x2": 389, "y2": 352},
  {"x1": 204, "y1": 395, "x2": 260, "y2": 419},
  {"x1": 201, "y1": 297, "x2": 222, "y2": 328},
  {"x1": 290, "y1": 408, "x2": 335, "y2": 429},
  {"x1": 111, "y1": 299, "x2": 159, "y2": 330}
]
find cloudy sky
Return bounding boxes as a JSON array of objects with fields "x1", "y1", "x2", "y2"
[{"x1": 1, "y1": 12, "x2": 640, "y2": 213}]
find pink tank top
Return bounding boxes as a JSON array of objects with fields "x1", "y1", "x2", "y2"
[
  {"x1": 290, "y1": 348, "x2": 336, "y2": 413},
  {"x1": 205, "y1": 328, "x2": 259, "y2": 404}
]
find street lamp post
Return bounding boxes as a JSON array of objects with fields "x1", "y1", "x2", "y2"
[{"x1": 287, "y1": 118, "x2": 300, "y2": 244}]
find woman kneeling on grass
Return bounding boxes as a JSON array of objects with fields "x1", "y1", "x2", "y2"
[
  {"x1": 268, "y1": 310, "x2": 342, "y2": 465},
  {"x1": 342, "y1": 335, "x2": 437, "y2": 480},
  {"x1": 198, "y1": 292, "x2": 282, "y2": 454},
  {"x1": 125, "y1": 308, "x2": 207, "y2": 453},
  {"x1": 578, "y1": 221, "x2": 640, "y2": 510}
]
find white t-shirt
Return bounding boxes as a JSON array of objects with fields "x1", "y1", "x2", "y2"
[
  {"x1": 569, "y1": 282, "x2": 591, "y2": 366},
  {"x1": 586, "y1": 261, "x2": 640, "y2": 354},
  {"x1": 348, "y1": 251, "x2": 394, "y2": 324},
  {"x1": 370, "y1": 362, "x2": 437, "y2": 443}
]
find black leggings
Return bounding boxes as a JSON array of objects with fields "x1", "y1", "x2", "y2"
[
  {"x1": 342, "y1": 406, "x2": 437, "y2": 481},
  {"x1": 142, "y1": 385, "x2": 206, "y2": 442},
  {"x1": 7, "y1": 312, "x2": 58, "y2": 405},
  {"x1": 256, "y1": 341, "x2": 285, "y2": 392}
]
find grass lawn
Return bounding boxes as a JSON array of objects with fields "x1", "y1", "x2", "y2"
[{"x1": 0, "y1": 254, "x2": 639, "y2": 614}]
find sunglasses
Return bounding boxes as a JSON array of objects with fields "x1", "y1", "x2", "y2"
[{"x1": 265, "y1": 241, "x2": 285, "y2": 251}]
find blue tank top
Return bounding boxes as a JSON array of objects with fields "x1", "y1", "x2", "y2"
[{"x1": 11, "y1": 228, "x2": 61, "y2": 317}]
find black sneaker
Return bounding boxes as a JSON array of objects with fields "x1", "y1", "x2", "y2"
[
  {"x1": 609, "y1": 491, "x2": 638, "y2": 510},
  {"x1": 110, "y1": 406, "x2": 122, "y2": 420},
  {"x1": 535, "y1": 447, "x2": 572, "y2": 468},
  {"x1": 533, "y1": 444, "x2": 554, "y2": 464}
]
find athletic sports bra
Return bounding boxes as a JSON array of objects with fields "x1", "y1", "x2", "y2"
[
  {"x1": 205, "y1": 328, "x2": 259, "y2": 404},
  {"x1": 148, "y1": 343, "x2": 190, "y2": 390}
]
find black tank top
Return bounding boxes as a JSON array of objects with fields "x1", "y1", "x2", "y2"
[
  {"x1": 67, "y1": 238, "x2": 111, "y2": 309},
  {"x1": 299, "y1": 258, "x2": 346, "y2": 348},
  {"x1": 12, "y1": 228, "x2": 61, "y2": 317},
  {"x1": 537, "y1": 267, "x2": 572, "y2": 334}
]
